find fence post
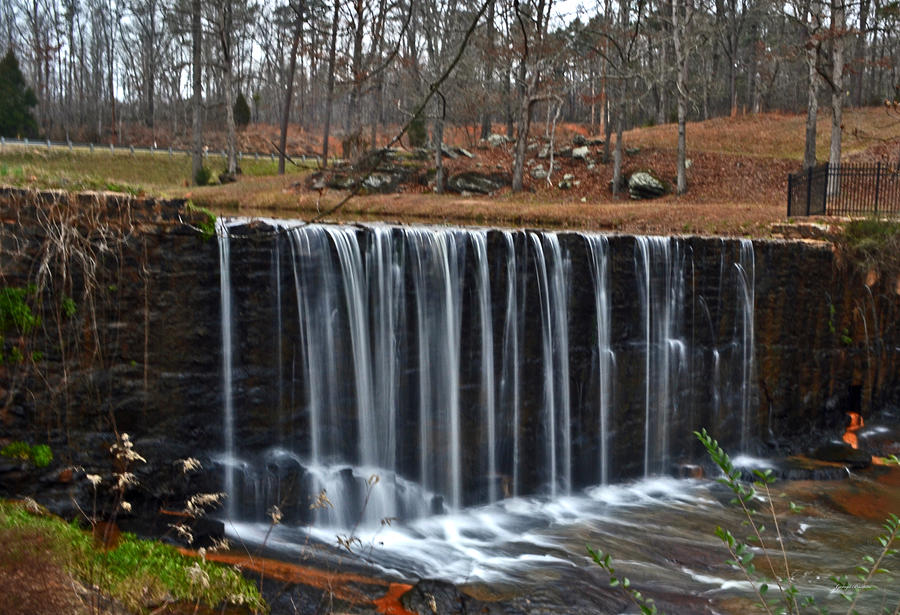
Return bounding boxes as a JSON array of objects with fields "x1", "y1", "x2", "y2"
[
  {"x1": 806, "y1": 166, "x2": 813, "y2": 216},
  {"x1": 874, "y1": 162, "x2": 882, "y2": 215}
]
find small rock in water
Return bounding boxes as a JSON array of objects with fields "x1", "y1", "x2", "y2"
[{"x1": 810, "y1": 442, "x2": 872, "y2": 469}]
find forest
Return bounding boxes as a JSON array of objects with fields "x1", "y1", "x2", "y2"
[{"x1": 1, "y1": 0, "x2": 899, "y2": 192}]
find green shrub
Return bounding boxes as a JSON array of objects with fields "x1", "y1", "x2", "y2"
[
  {"x1": 0, "y1": 285, "x2": 39, "y2": 334},
  {"x1": 234, "y1": 92, "x2": 251, "y2": 128},
  {"x1": 194, "y1": 165, "x2": 213, "y2": 186},
  {"x1": 61, "y1": 296, "x2": 76, "y2": 318},
  {"x1": 408, "y1": 114, "x2": 427, "y2": 148},
  {"x1": 0, "y1": 442, "x2": 52, "y2": 468},
  {"x1": 185, "y1": 201, "x2": 217, "y2": 241}
]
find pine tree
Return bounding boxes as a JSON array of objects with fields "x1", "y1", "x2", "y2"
[
  {"x1": 233, "y1": 91, "x2": 251, "y2": 128},
  {"x1": 0, "y1": 50, "x2": 38, "y2": 138}
]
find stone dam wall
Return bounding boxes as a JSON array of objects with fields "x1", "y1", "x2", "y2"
[{"x1": 0, "y1": 187, "x2": 898, "y2": 525}]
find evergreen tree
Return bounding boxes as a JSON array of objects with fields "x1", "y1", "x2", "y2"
[
  {"x1": 0, "y1": 50, "x2": 38, "y2": 138},
  {"x1": 233, "y1": 91, "x2": 251, "y2": 128}
]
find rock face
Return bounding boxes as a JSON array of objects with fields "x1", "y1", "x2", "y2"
[{"x1": 628, "y1": 171, "x2": 667, "y2": 199}]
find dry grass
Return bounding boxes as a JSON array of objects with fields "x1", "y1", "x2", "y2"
[
  {"x1": 5, "y1": 106, "x2": 899, "y2": 237},
  {"x1": 624, "y1": 107, "x2": 900, "y2": 161}
]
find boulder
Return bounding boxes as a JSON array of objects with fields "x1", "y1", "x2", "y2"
[
  {"x1": 485, "y1": 133, "x2": 509, "y2": 147},
  {"x1": 628, "y1": 171, "x2": 667, "y2": 200},
  {"x1": 447, "y1": 172, "x2": 509, "y2": 194},
  {"x1": 456, "y1": 147, "x2": 475, "y2": 159},
  {"x1": 573, "y1": 134, "x2": 587, "y2": 146},
  {"x1": 558, "y1": 173, "x2": 575, "y2": 190},
  {"x1": 537, "y1": 145, "x2": 551, "y2": 159},
  {"x1": 531, "y1": 165, "x2": 549, "y2": 180},
  {"x1": 439, "y1": 143, "x2": 459, "y2": 159},
  {"x1": 362, "y1": 172, "x2": 400, "y2": 192},
  {"x1": 572, "y1": 146, "x2": 590, "y2": 160}
]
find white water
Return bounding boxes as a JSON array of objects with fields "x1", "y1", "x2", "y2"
[
  {"x1": 584, "y1": 234, "x2": 613, "y2": 484},
  {"x1": 216, "y1": 222, "x2": 758, "y2": 525},
  {"x1": 636, "y1": 237, "x2": 688, "y2": 476},
  {"x1": 216, "y1": 219, "x2": 236, "y2": 519},
  {"x1": 736, "y1": 239, "x2": 755, "y2": 451},
  {"x1": 499, "y1": 231, "x2": 521, "y2": 497},
  {"x1": 472, "y1": 231, "x2": 498, "y2": 503}
]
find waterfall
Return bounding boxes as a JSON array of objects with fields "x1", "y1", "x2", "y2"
[
  {"x1": 471, "y1": 231, "x2": 497, "y2": 503},
  {"x1": 408, "y1": 229, "x2": 464, "y2": 509},
  {"x1": 214, "y1": 223, "x2": 758, "y2": 527},
  {"x1": 585, "y1": 234, "x2": 613, "y2": 485},
  {"x1": 499, "y1": 232, "x2": 520, "y2": 497},
  {"x1": 216, "y1": 219, "x2": 236, "y2": 520},
  {"x1": 636, "y1": 237, "x2": 687, "y2": 476},
  {"x1": 735, "y1": 239, "x2": 755, "y2": 450},
  {"x1": 529, "y1": 233, "x2": 571, "y2": 496}
]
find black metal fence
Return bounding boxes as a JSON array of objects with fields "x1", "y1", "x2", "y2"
[{"x1": 788, "y1": 162, "x2": 900, "y2": 218}]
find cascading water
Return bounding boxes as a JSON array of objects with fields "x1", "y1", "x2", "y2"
[
  {"x1": 471, "y1": 231, "x2": 498, "y2": 503},
  {"x1": 735, "y1": 239, "x2": 755, "y2": 451},
  {"x1": 636, "y1": 237, "x2": 688, "y2": 476},
  {"x1": 216, "y1": 223, "x2": 758, "y2": 529},
  {"x1": 216, "y1": 218, "x2": 236, "y2": 520},
  {"x1": 528, "y1": 233, "x2": 572, "y2": 496},
  {"x1": 584, "y1": 234, "x2": 613, "y2": 485}
]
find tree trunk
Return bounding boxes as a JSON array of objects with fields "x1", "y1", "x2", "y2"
[
  {"x1": 511, "y1": 94, "x2": 532, "y2": 192},
  {"x1": 480, "y1": 0, "x2": 495, "y2": 140},
  {"x1": 322, "y1": 0, "x2": 340, "y2": 166},
  {"x1": 828, "y1": 0, "x2": 845, "y2": 196},
  {"x1": 347, "y1": 0, "x2": 365, "y2": 136},
  {"x1": 434, "y1": 110, "x2": 444, "y2": 193},
  {"x1": 279, "y1": 6, "x2": 303, "y2": 175},
  {"x1": 222, "y1": 0, "x2": 237, "y2": 175},
  {"x1": 803, "y1": 22, "x2": 819, "y2": 169},
  {"x1": 612, "y1": 98, "x2": 625, "y2": 198},
  {"x1": 672, "y1": 0, "x2": 688, "y2": 194},
  {"x1": 191, "y1": 0, "x2": 202, "y2": 183},
  {"x1": 854, "y1": 0, "x2": 868, "y2": 106}
]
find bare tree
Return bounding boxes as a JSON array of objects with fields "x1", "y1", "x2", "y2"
[
  {"x1": 510, "y1": 0, "x2": 555, "y2": 192},
  {"x1": 191, "y1": 0, "x2": 202, "y2": 181}
]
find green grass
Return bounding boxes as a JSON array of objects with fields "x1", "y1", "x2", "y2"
[
  {"x1": 0, "y1": 145, "x2": 310, "y2": 196},
  {"x1": 0, "y1": 499, "x2": 266, "y2": 613}
]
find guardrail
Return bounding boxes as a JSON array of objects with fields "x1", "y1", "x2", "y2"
[{"x1": 0, "y1": 136, "x2": 327, "y2": 165}]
